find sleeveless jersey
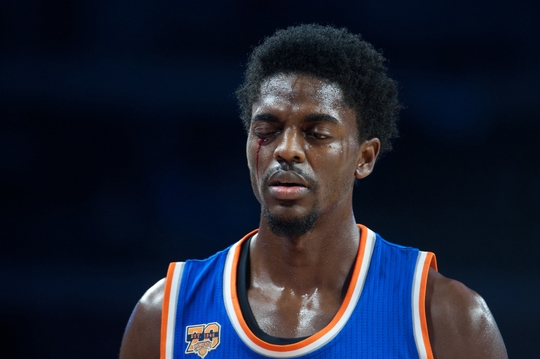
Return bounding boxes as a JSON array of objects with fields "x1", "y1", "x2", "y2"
[{"x1": 161, "y1": 225, "x2": 437, "y2": 359}]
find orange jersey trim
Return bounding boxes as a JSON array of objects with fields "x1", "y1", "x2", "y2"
[
  {"x1": 161, "y1": 262, "x2": 185, "y2": 359},
  {"x1": 160, "y1": 262, "x2": 176, "y2": 359},
  {"x1": 412, "y1": 251, "x2": 438, "y2": 359},
  {"x1": 420, "y1": 252, "x2": 437, "y2": 359}
]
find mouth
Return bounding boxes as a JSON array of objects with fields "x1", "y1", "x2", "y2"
[
  {"x1": 267, "y1": 170, "x2": 310, "y2": 188},
  {"x1": 266, "y1": 171, "x2": 310, "y2": 200},
  {"x1": 269, "y1": 181, "x2": 306, "y2": 187}
]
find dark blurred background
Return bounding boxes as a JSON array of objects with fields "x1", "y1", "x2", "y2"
[{"x1": 1, "y1": 0, "x2": 539, "y2": 358}]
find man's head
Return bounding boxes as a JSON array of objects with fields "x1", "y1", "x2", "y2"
[
  {"x1": 239, "y1": 24, "x2": 401, "y2": 237},
  {"x1": 236, "y1": 24, "x2": 400, "y2": 154}
]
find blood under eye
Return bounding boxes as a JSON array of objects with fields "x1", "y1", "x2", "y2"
[
  {"x1": 255, "y1": 131, "x2": 279, "y2": 142},
  {"x1": 256, "y1": 134, "x2": 271, "y2": 141}
]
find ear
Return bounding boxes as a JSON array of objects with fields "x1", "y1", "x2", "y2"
[{"x1": 355, "y1": 138, "x2": 381, "y2": 179}]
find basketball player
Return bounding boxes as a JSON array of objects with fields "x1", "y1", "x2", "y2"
[{"x1": 119, "y1": 24, "x2": 507, "y2": 358}]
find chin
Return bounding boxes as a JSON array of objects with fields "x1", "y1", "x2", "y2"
[{"x1": 263, "y1": 207, "x2": 320, "y2": 237}]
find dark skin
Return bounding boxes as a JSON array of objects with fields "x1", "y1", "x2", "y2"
[{"x1": 120, "y1": 74, "x2": 507, "y2": 359}]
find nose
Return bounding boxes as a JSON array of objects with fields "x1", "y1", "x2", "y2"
[{"x1": 273, "y1": 127, "x2": 305, "y2": 164}]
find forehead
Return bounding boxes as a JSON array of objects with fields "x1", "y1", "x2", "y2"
[{"x1": 254, "y1": 73, "x2": 347, "y2": 115}]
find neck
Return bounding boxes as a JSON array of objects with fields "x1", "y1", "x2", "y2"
[{"x1": 250, "y1": 211, "x2": 360, "y2": 295}]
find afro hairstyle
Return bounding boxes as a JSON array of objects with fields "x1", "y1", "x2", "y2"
[{"x1": 236, "y1": 24, "x2": 401, "y2": 154}]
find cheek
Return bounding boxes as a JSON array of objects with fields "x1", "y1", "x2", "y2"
[
  {"x1": 246, "y1": 137, "x2": 267, "y2": 183},
  {"x1": 246, "y1": 137, "x2": 258, "y2": 168},
  {"x1": 255, "y1": 138, "x2": 265, "y2": 174},
  {"x1": 321, "y1": 143, "x2": 348, "y2": 165},
  {"x1": 318, "y1": 142, "x2": 359, "y2": 181}
]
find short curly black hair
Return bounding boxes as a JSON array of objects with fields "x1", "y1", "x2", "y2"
[{"x1": 236, "y1": 24, "x2": 401, "y2": 154}]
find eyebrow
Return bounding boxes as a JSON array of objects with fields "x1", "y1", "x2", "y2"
[
  {"x1": 252, "y1": 113, "x2": 280, "y2": 122},
  {"x1": 303, "y1": 113, "x2": 340, "y2": 125},
  {"x1": 252, "y1": 113, "x2": 340, "y2": 124}
]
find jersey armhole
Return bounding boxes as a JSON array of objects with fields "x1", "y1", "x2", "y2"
[
  {"x1": 412, "y1": 252, "x2": 437, "y2": 359},
  {"x1": 160, "y1": 262, "x2": 186, "y2": 359}
]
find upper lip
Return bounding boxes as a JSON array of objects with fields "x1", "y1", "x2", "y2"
[{"x1": 268, "y1": 171, "x2": 309, "y2": 187}]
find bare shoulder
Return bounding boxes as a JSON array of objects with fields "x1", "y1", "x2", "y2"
[
  {"x1": 119, "y1": 278, "x2": 166, "y2": 359},
  {"x1": 426, "y1": 269, "x2": 507, "y2": 359}
]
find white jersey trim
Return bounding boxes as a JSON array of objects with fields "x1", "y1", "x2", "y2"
[
  {"x1": 223, "y1": 228, "x2": 377, "y2": 358},
  {"x1": 412, "y1": 251, "x2": 431, "y2": 359}
]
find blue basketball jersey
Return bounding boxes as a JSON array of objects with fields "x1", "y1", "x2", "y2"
[{"x1": 161, "y1": 225, "x2": 437, "y2": 359}]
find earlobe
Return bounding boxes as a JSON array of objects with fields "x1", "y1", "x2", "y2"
[
  {"x1": 355, "y1": 138, "x2": 380, "y2": 179},
  {"x1": 355, "y1": 164, "x2": 365, "y2": 179}
]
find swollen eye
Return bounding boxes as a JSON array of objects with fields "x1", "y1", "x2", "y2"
[{"x1": 256, "y1": 134, "x2": 272, "y2": 142}]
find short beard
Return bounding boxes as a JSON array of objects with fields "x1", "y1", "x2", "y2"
[{"x1": 263, "y1": 207, "x2": 320, "y2": 238}]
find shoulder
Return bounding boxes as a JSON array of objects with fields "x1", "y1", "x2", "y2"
[
  {"x1": 426, "y1": 269, "x2": 507, "y2": 359},
  {"x1": 119, "y1": 278, "x2": 166, "y2": 359}
]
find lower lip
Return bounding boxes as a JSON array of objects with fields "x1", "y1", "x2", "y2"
[{"x1": 268, "y1": 186, "x2": 309, "y2": 200}]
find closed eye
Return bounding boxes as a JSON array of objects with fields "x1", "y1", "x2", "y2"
[
  {"x1": 307, "y1": 132, "x2": 331, "y2": 140},
  {"x1": 255, "y1": 131, "x2": 280, "y2": 142}
]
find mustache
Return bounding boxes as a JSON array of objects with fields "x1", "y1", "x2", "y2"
[{"x1": 261, "y1": 163, "x2": 317, "y2": 188}]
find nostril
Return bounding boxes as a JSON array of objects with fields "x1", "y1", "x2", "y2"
[{"x1": 273, "y1": 138, "x2": 305, "y2": 163}]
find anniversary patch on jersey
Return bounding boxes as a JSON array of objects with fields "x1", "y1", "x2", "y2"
[{"x1": 185, "y1": 322, "x2": 221, "y2": 358}]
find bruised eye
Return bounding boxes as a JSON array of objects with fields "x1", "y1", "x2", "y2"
[
  {"x1": 252, "y1": 122, "x2": 281, "y2": 142},
  {"x1": 255, "y1": 131, "x2": 280, "y2": 142}
]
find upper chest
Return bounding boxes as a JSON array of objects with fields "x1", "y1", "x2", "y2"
[{"x1": 247, "y1": 285, "x2": 344, "y2": 339}]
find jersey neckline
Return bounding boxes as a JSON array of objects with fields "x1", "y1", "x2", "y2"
[
  {"x1": 222, "y1": 224, "x2": 377, "y2": 358},
  {"x1": 236, "y1": 235, "x2": 309, "y2": 345}
]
